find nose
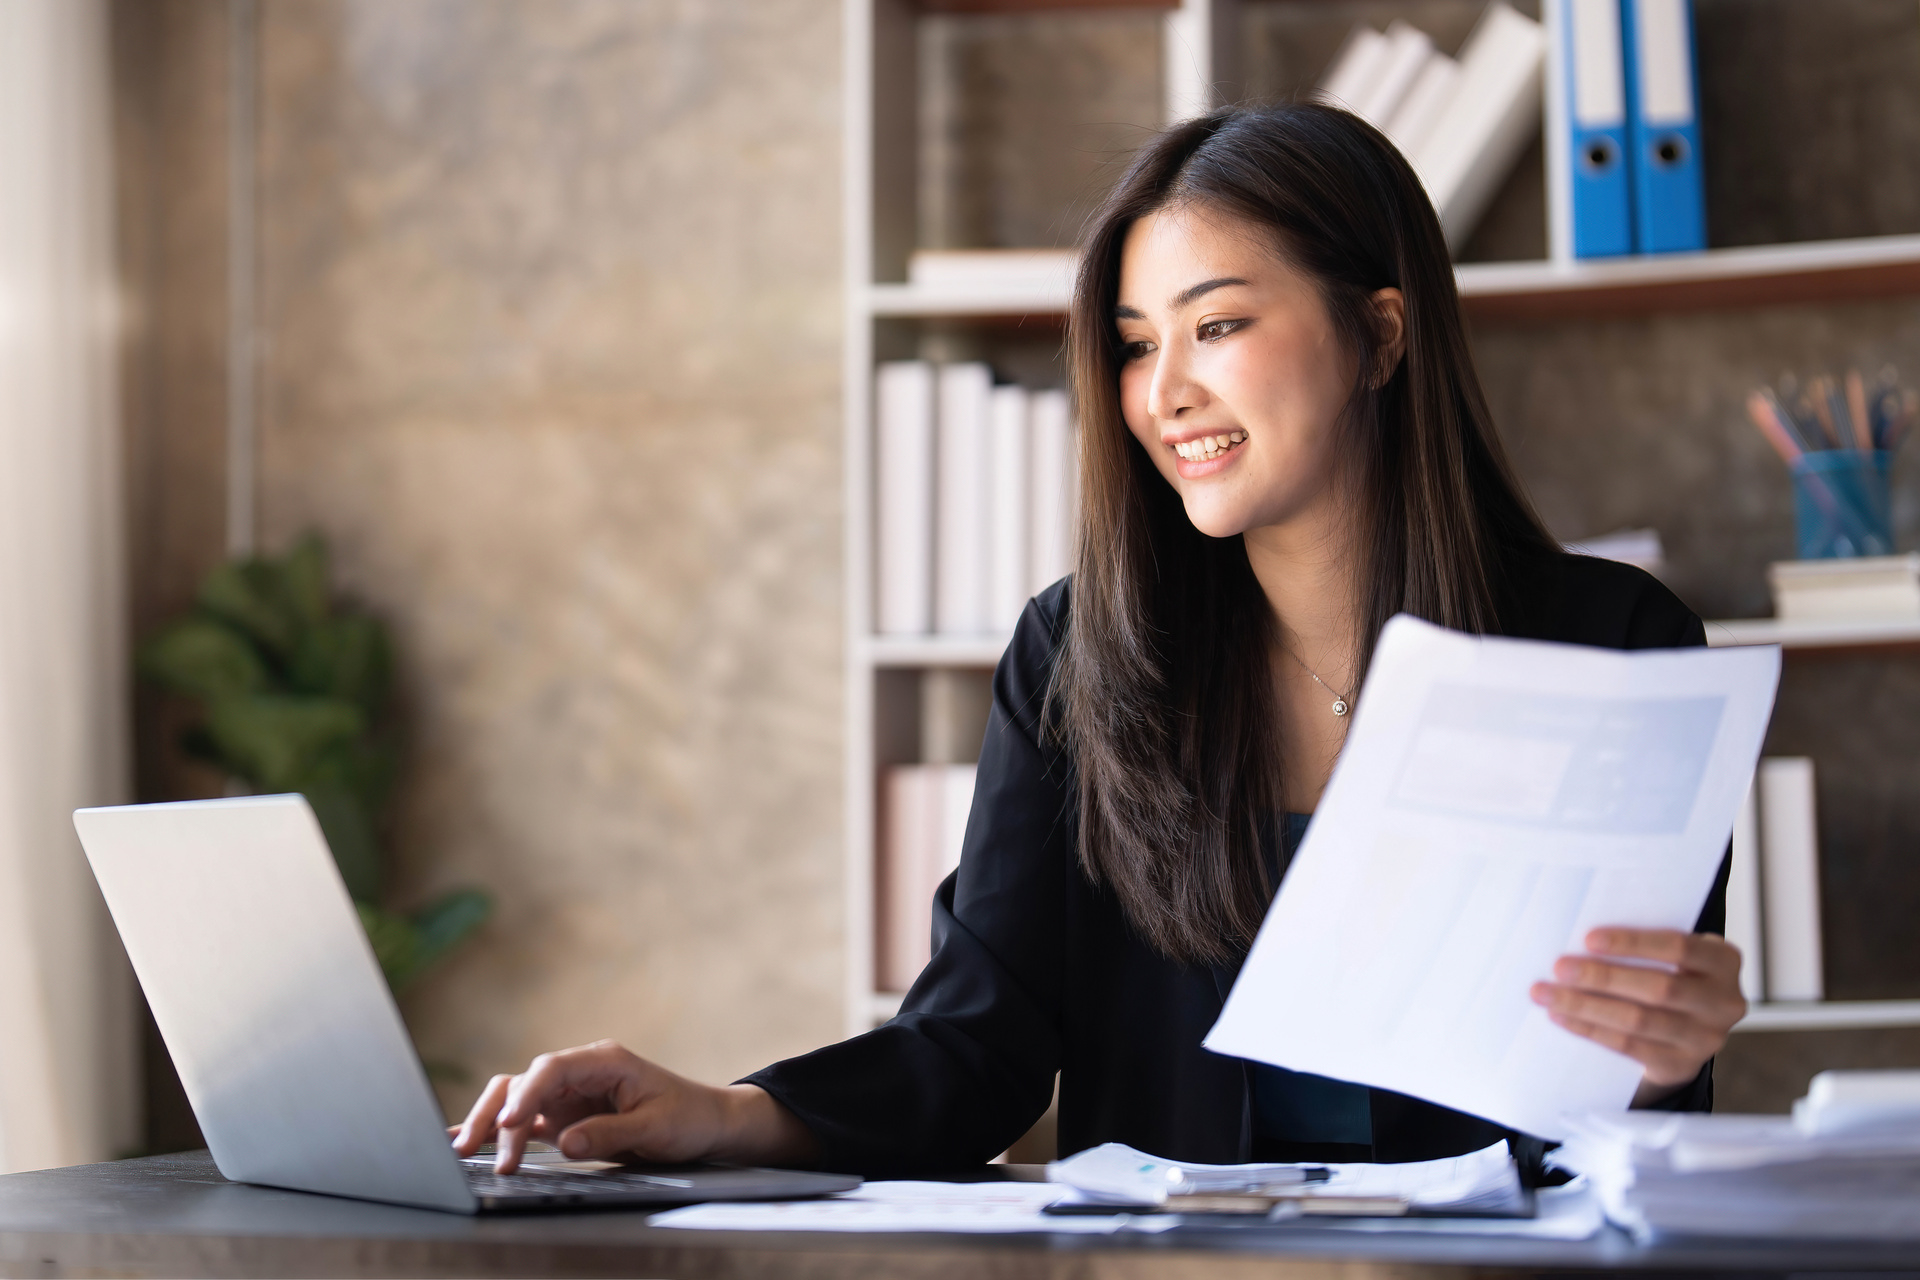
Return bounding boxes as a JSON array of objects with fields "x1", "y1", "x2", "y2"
[{"x1": 1145, "y1": 338, "x2": 1204, "y2": 424}]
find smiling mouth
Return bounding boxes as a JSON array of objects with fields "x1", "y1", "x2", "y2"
[{"x1": 1173, "y1": 432, "x2": 1246, "y2": 462}]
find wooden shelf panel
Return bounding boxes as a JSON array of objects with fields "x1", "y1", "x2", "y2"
[
  {"x1": 1735, "y1": 999, "x2": 1920, "y2": 1032},
  {"x1": 864, "y1": 234, "x2": 1920, "y2": 323},
  {"x1": 1706, "y1": 616, "x2": 1920, "y2": 651}
]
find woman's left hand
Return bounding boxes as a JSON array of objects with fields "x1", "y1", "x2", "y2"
[{"x1": 1530, "y1": 927, "x2": 1747, "y2": 1106}]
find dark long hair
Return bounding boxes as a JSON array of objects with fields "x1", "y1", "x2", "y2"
[{"x1": 1055, "y1": 102, "x2": 1555, "y2": 966}]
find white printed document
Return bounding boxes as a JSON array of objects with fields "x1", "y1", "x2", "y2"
[
  {"x1": 1205, "y1": 615, "x2": 1779, "y2": 1140},
  {"x1": 649, "y1": 1179, "x2": 1177, "y2": 1234}
]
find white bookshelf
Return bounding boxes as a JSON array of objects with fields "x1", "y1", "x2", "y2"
[
  {"x1": 866, "y1": 232, "x2": 1920, "y2": 323},
  {"x1": 842, "y1": 0, "x2": 1240, "y2": 1034},
  {"x1": 842, "y1": 0, "x2": 1920, "y2": 1038},
  {"x1": 1706, "y1": 615, "x2": 1920, "y2": 650},
  {"x1": 1737, "y1": 1000, "x2": 1920, "y2": 1033}
]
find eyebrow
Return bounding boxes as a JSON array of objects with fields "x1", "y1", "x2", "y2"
[
  {"x1": 1112, "y1": 276, "x2": 1251, "y2": 322},
  {"x1": 1170, "y1": 276, "x2": 1249, "y2": 310}
]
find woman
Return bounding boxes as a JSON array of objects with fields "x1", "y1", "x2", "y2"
[{"x1": 454, "y1": 103, "x2": 1747, "y2": 1176}]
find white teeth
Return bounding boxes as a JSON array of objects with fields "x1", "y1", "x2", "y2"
[{"x1": 1173, "y1": 434, "x2": 1246, "y2": 461}]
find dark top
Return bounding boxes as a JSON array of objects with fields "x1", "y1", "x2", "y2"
[
  {"x1": 1248, "y1": 812, "x2": 1377, "y2": 1160},
  {"x1": 746, "y1": 553, "x2": 1727, "y2": 1176}
]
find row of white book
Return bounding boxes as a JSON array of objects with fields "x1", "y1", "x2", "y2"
[
  {"x1": 877, "y1": 755, "x2": 1825, "y2": 1002},
  {"x1": 1317, "y1": 1, "x2": 1547, "y2": 250},
  {"x1": 875, "y1": 362, "x2": 1078, "y2": 638},
  {"x1": 876, "y1": 764, "x2": 975, "y2": 994},
  {"x1": 1728, "y1": 757, "x2": 1825, "y2": 1004}
]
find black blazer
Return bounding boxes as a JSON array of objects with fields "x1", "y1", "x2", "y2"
[{"x1": 747, "y1": 553, "x2": 1726, "y2": 1176}]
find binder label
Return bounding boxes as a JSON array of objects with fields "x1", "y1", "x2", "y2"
[
  {"x1": 1570, "y1": 0, "x2": 1624, "y2": 126},
  {"x1": 1635, "y1": 0, "x2": 1694, "y2": 125}
]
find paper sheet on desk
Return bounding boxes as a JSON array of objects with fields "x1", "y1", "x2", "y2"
[
  {"x1": 648, "y1": 1180, "x2": 1179, "y2": 1234},
  {"x1": 1205, "y1": 615, "x2": 1779, "y2": 1141}
]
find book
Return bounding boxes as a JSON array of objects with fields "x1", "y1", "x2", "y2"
[
  {"x1": 1757, "y1": 756, "x2": 1823, "y2": 1003},
  {"x1": 1382, "y1": 51, "x2": 1460, "y2": 160},
  {"x1": 1726, "y1": 774, "x2": 1765, "y2": 1003},
  {"x1": 874, "y1": 361, "x2": 935, "y2": 635},
  {"x1": 988, "y1": 385, "x2": 1031, "y2": 633},
  {"x1": 906, "y1": 249, "x2": 1076, "y2": 297},
  {"x1": 877, "y1": 766, "x2": 939, "y2": 993},
  {"x1": 1768, "y1": 553, "x2": 1920, "y2": 621},
  {"x1": 876, "y1": 764, "x2": 977, "y2": 993},
  {"x1": 1320, "y1": 4, "x2": 1546, "y2": 250},
  {"x1": 1410, "y1": 2, "x2": 1548, "y2": 251},
  {"x1": 1563, "y1": 527, "x2": 1666, "y2": 577},
  {"x1": 1350, "y1": 22, "x2": 1435, "y2": 126},
  {"x1": 1317, "y1": 25, "x2": 1393, "y2": 118},
  {"x1": 1027, "y1": 389, "x2": 1076, "y2": 600},
  {"x1": 935, "y1": 363, "x2": 994, "y2": 635}
]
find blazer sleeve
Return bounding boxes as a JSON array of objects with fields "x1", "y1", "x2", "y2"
[{"x1": 739, "y1": 586, "x2": 1073, "y2": 1174}]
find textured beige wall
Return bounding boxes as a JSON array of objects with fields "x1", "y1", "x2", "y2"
[{"x1": 233, "y1": 1, "x2": 845, "y2": 1108}]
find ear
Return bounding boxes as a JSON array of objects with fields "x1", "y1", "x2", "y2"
[{"x1": 1368, "y1": 287, "x2": 1407, "y2": 388}]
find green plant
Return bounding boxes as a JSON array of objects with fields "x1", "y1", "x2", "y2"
[{"x1": 138, "y1": 534, "x2": 490, "y2": 989}]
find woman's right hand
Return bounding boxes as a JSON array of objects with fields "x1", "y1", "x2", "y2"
[{"x1": 448, "y1": 1039, "x2": 819, "y2": 1173}]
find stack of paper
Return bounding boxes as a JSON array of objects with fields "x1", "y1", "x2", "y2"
[
  {"x1": 1049, "y1": 1140, "x2": 1527, "y2": 1217},
  {"x1": 1554, "y1": 1081, "x2": 1920, "y2": 1242}
]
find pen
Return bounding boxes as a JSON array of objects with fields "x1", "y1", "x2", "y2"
[{"x1": 1165, "y1": 1165, "x2": 1332, "y2": 1190}]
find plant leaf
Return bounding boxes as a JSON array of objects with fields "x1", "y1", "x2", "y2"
[
  {"x1": 203, "y1": 694, "x2": 364, "y2": 793},
  {"x1": 356, "y1": 902, "x2": 419, "y2": 989},
  {"x1": 197, "y1": 562, "x2": 301, "y2": 660},
  {"x1": 196, "y1": 535, "x2": 333, "y2": 662},
  {"x1": 410, "y1": 889, "x2": 492, "y2": 975},
  {"x1": 278, "y1": 534, "x2": 331, "y2": 628},
  {"x1": 137, "y1": 618, "x2": 270, "y2": 702},
  {"x1": 302, "y1": 780, "x2": 384, "y2": 902},
  {"x1": 290, "y1": 615, "x2": 391, "y2": 713},
  {"x1": 357, "y1": 890, "x2": 491, "y2": 990}
]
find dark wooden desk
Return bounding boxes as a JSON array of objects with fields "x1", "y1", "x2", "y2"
[{"x1": 0, "y1": 1152, "x2": 1915, "y2": 1279}]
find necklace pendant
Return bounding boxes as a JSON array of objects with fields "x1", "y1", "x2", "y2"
[{"x1": 1331, "y1": 697, "x2": 1349, "y2": 717}]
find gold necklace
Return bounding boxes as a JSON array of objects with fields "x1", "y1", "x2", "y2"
[{"x1": 1281, "y1": 646, "x2": 1353, "y2": 718}]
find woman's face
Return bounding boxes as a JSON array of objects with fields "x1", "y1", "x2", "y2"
[{"x1": 1115, "y1": 206, "x2": 1372, "y2": 541}]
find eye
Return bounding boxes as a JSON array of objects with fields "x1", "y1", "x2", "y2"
[
  {"x1": 1118, "y1": 339, "x2": 1156, "y2": 362},
  {"x1": 1198, "y1": 318, "x2": 1248, "y2": 343}
]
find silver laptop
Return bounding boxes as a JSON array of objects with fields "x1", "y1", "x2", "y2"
[{"x1": 74, "y1": 794, "x2": 859, "y2": 1214}]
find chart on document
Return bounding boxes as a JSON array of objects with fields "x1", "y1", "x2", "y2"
[{"x1": 1206, "y1": 616, "x2": 1780, "y2": 1140}]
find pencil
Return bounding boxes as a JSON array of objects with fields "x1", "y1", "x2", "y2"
[
  {"x1": 1747, "y1": 391, "x2": 1806, "y2": 465},
  {"x1": 1846, "y1": 368, "x2": 1873, "y2": 451}
]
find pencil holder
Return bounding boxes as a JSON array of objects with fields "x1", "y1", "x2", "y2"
[{"x1": 1791, "y1": 450, "x2": 1893, "y2": 559}]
